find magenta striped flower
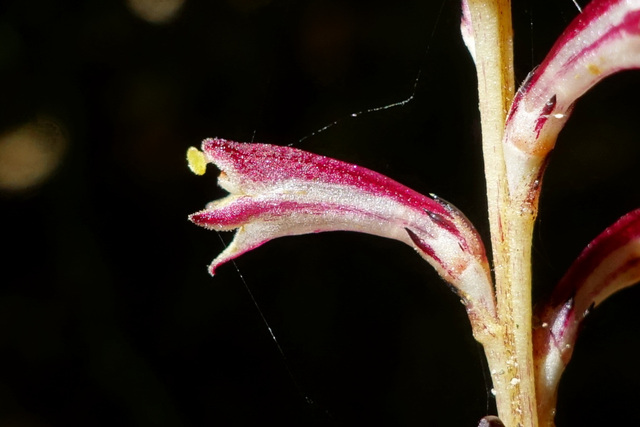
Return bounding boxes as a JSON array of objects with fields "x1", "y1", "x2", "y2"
[
  {"x1": 504, "y1": 0, "x2": 640, "y2": 199},
  {"x1": 188, "y1": 138, "x2": 495, "y2": 318},
  {"x1": 534, "y1": 209, "x2": 640, "y2": 421}
]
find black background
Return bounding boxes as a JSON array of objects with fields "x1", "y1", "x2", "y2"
[{"x1": 2, "y1": 0, "x2": 640, "y2": 425}]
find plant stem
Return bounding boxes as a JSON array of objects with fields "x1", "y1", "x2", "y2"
[{"x1": 466, "y1": 1, "x2": 539, "y2": 426}]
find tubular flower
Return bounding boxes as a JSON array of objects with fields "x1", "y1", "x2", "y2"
[
  {"x1": 504, "y1": 0, "x2": 640, "y2": 201},
  {"x1": 188, "y1": 138, "x2": 496, "y2": 318},
  {"x1": 534, "y1": 208, "x2": 640, "y2": 424}
]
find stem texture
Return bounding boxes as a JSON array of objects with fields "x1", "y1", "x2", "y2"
[{"x1": 466, "y1": 1, "x2": 539, "y2": 426}]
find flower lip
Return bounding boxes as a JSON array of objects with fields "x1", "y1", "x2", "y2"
[{"x1": 200, "y1": 138, "x2": 452, "y2": 218}]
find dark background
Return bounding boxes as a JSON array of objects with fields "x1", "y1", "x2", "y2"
[{"x1": 1, "y1": 0, "x2": 640, "y2": 425}]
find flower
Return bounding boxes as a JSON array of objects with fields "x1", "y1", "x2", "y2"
[
  {"x1": 534, "y1": 208, "x2": 640, "y2": 423},
  {"x1": 503, "y1": 0, "x2": 640, "y2": 201},
  {"x1": 187, "y1": 138, "x2": 495, "y2": 318}
]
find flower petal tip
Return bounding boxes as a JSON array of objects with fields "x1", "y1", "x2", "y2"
[
  {"x1": 188, "y1": 211, "x2": 204, "y2": 224},
  {"x1": 208, "y1": 263, "x2": 217, "y2": 277},
  {"x1": 188, "y1": 211, "x2": 210, "y2": 229}
]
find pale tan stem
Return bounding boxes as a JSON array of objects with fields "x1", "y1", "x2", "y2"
[
  {"x1": 466, "y1": 1, "x2": 539, "y2": 426},
  {"x1": 465, "y1": 0, "x2": 514, "y2": 251}
]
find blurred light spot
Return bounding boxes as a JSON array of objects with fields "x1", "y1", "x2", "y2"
[
  {"x1": 127, "y1": 0, "x2": 185, "y2": 24},
  {"x1": 0, "y1": 118, "x2": 68, "y2": 192}
]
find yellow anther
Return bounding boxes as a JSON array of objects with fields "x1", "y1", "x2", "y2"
[{"x1": 187, "y1": 146, "x2": 207, "y2": 175}]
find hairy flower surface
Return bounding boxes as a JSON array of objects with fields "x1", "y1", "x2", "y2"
[{"x1": 188, "y1": 138, "x2": 495, "y2": 317}]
